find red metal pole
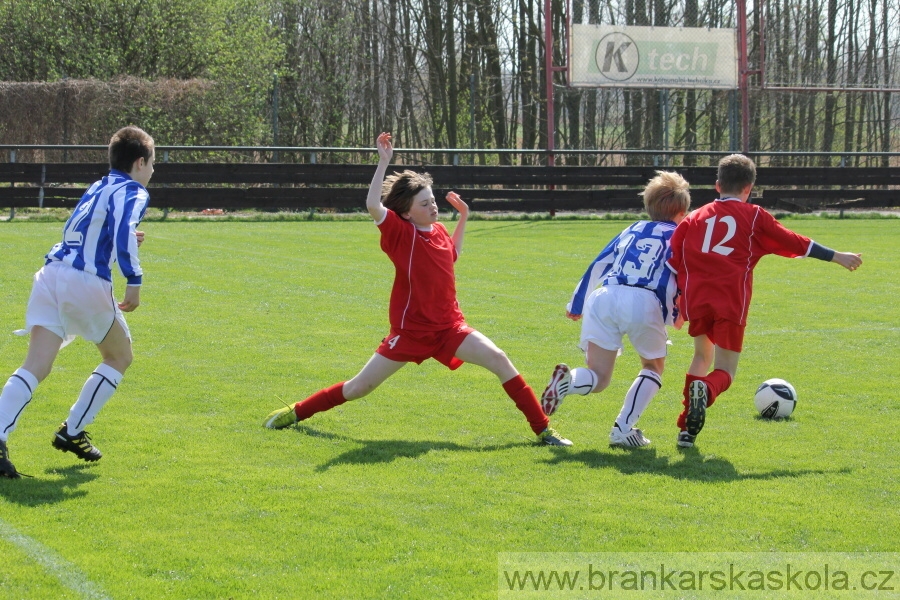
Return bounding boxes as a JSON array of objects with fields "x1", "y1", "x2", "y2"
[
  {"x1": 545, "y1": 0, "x2": 555, "y2": 166},
  {"x1": 737, "y1": 0, "x2": 750, "y2": 153}
]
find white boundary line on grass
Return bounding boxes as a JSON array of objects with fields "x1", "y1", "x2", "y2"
[{"x1": 0, "y1": 517, "x2": 111, "y2": 600}]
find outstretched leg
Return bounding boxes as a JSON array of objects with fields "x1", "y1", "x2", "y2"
[
  {"x1": 264, "y1": 353, "x2": 406, "y2": 429},
  {"x1": 541, "y1": 342, "x2": 616, "y2": 416}
]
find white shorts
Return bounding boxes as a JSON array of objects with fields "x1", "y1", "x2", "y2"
[
  {"x1": 16, "y1": 261, "x2": 131, "y2": 347},
  {"x1": 579, "y1": 285, "x2": 668, "y2": 360}
]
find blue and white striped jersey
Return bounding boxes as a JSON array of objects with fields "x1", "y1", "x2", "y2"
[
  {"x1": 567, "y1": 220, "x2": 679, "y2": 326},
  {"x1": 45, "y1": 169, "x2": 149, "y2": 285}
]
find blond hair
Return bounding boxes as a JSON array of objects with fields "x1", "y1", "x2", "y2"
[
  {"x1": 641, "y1": 170, "x2": 691, "y2": 221},
  {"x1": 381, "y1": 170, "x2": 433, "y2": 216}
]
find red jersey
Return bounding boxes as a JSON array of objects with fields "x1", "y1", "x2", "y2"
[
  {"x1": 377, "y1": 209, "x2": 466, "y2": 332},
  {"x1": 666, "y1": 198, "x2": 813, "y2": 326}
]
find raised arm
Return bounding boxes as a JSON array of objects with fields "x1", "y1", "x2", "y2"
[
  {"x1": 366, "y1": 132, "x2": 393, "y2": 221},
  {"x1": 446, "y1": 191, "x2": 469, "y2": 254}
]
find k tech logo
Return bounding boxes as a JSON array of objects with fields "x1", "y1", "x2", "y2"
[
  {"x1": 595, "y1": 32, "x2": 639, "y2": 81},
  {"x1": 572, "y1": 24, "x2": 735, "y2": 88}
]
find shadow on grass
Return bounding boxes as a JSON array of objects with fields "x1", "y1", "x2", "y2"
[
  {"x1": 463, "y1": 221, "x2": 542, "y2": 236},
  {"x1": 542, "y1": 446, "x2": 851, "y2": 483},
  {"x1": 754, "y1": 415, "x2": 794, "y2": 422},
  {"x1": 0, "y1": 464, "x2": 99, "y2": 505},
  {"x1": 292, "y1": 425, "x2": 533, "y2": 472}
]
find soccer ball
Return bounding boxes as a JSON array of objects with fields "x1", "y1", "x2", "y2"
[{"x1": 754, "y1": 378, "x2": 797, "y2": 419}]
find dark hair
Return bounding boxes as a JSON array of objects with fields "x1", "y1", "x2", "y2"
[
  {"x1": 381, "y1": 170, "x2": 433, "y2": 216},
  {"x1": 109, "y1": 126, "x2": 154, "y2": 172},
  {"x1": 717, "y1": 154, "x2": 756, "y2": 195}
]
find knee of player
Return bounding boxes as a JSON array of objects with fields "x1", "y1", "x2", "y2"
[
  {"x1": 692, "y1": 350, "x2": 714, "y2": 369},
  {"x1": 595, "y1": 369, "x2": 613, "y2": 390},
  {"x1": 342, "y1": 379, "x2": 376, "y2": 400},
  {"x1": 121, "y1": 347, "x2": 135, "y2": 368},
  {"x1": 25, "y1": 364, "x2": 53, "y2": 383},
  {"x1": 489, "y1": 348, "x2": 514, "y2": 370},
  {"x1": 103, "y1": 349, "x2": 134, "y2": 373},
  {"x1": 641, "y1": 357, "x2": 666, "y2": 375}
]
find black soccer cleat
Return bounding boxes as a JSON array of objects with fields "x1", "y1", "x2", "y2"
[
  {"x1": 52, "y1": 423, "x2": 102, "y2": 462},
  {"x1": 676, "y1": 431, "x2": 697, "y2": 448},
  {"x1": 0, "y1": 439, "x2": 22, "y2": 479},
  {"x1": 685, "y1": 380, "x2": 708, "y2": 436}
]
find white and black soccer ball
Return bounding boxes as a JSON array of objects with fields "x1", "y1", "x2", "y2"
[{"x1": 754, "y1": 378, "x2": 797, "y2": 419}]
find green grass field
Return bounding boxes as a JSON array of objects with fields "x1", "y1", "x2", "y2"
[{"x1": 0, "y1": 218, "x2": 897, "y2": 599}]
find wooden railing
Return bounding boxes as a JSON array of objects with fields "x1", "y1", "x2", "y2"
[{"x1": 1, "y1": 163, "x2": 897, "y2": 213}]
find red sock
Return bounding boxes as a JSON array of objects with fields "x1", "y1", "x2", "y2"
[
  {"x1": 676, "y1": 370, "x2": 734, "y2": 430},
  {"x1": 294, "y1": 382, "x2": 347, "y2": 421},
  {"x1": 705, "y1": 369, "x2": 733, "y2": 405},
  {"x1": 502, "y1": 375, "x2": 549, "y2": 435}
]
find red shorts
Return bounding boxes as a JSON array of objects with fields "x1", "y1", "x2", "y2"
[
  {"x1": 687, "y1": 314, "x2": 745, "y2": 352},
  {"x1": 375, "y1": 323, "x2": 474, "y2": 370}
]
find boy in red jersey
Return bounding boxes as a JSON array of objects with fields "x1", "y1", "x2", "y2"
[
  {"x1": 263, "y1": 132, "x2": 571, "y2": 446},
  {"x1": 666, "y1": 154, "x2": 862, "y2": 448}
]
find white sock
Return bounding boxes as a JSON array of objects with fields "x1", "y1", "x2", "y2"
[
  {"x1": 569, "y1": 368, "x2": 598, "y2": 396},
  {"x1": 66, "y1": 364, "x2": 123, "y2": 435},
  {"x1": 0, "y1": 369, "x2": 39, "y2": 442},
  {"x1": 614, "y1": 369, "x2": 661, "y2": 431}
]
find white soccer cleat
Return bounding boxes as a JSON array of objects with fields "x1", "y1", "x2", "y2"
[
  {"x1": 540, "y1": 364, "x2": 571, "y2": 416},
  {"x1": 609, "y1": 424, "x2": 651, "y2": 448}
]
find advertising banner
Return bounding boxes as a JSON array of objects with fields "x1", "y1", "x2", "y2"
[{"x1": 570, "y1": 24, "x2": 738, "y2": 89}]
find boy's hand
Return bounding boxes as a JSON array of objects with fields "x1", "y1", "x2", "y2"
[
  {"x1": 118, "y1": 286, "x2": 141, "y2": 312},
  {"x1": 376, "y1": 132, "x2": 393, "y2": 163},
  {"x1": 447, "y1": 192, "x2": 469, "y2": 217},
  {"x1": 136, "y1": 230, "x2": 145, "y2": 247},
  {"x1": 833, "y1": 252, "x2": 862, "y2": 271},
  {"x1": 566, "y1": 311, "x2": 582, "y2": 321},
  {"x1": 445, "y1": 191, "x2": 468, "y2": 218}
]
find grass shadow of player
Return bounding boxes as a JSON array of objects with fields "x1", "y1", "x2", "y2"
[
  {"x1": 292, "y1": 424, "x2": 532, "y2": 472},
  {"x1": 542, "y1": 446, "x2": 850, "y2": 483},
  {"x1": 0, "y1": 464, "x2": 99, "y2": 506}
]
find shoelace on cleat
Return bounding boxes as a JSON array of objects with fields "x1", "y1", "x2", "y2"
[
  {"x1": 70, "y1": 431, "x2": 95, "y2": 451},
  {"x1": 273, "y1": 397, "x2": 298, "y2": 426}
]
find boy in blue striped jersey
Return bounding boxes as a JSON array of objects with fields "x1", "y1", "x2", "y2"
[
  {"x1": 540, "y1": 171, "x2": 690, "y2": 448},
  {"x1": 0, "y1": 126, "x2": 153, "y2": 478}
]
